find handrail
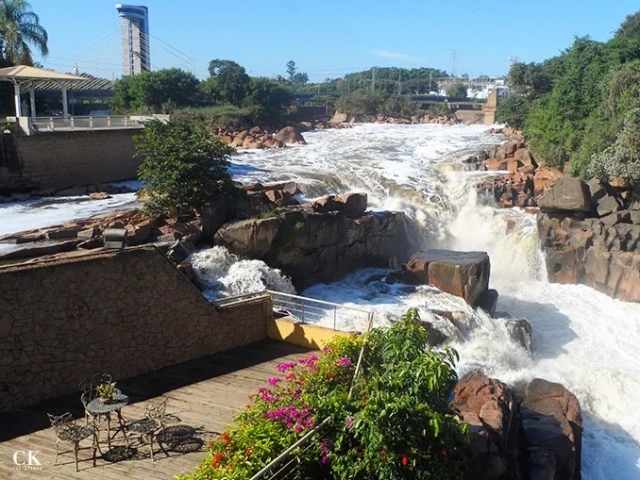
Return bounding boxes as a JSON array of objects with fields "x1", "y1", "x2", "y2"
[
  {"x1": 266, "y1": 290, "x2": 372, "y2": 314},
  {"x1": 29, "y1": 115, "x2": 143, "y2": 132},
  {"x1": 213, "y1": 291, "x2": 270, "y2": 307}
]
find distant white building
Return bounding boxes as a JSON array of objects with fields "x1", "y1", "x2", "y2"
[{"x1": 438, "y1": 78, "x2": 511, "y2": 100}]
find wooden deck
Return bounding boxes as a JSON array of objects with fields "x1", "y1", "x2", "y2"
[{"x1": 0, "y1": 340, "x2": 314, "y2": 480}]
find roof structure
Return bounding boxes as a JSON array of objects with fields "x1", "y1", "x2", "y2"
[
  {"x1": 33, "y1": 73, "x2": 115, "y2": 93},
  {"x1": 0, "y1": 65, "x2": 86, "y2": 86}
]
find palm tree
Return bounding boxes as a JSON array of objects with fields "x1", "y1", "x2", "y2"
[{"x1": 0, "y1": 0, "x2": 48, "y2": 65}]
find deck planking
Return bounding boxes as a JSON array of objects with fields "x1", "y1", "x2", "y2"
[{"x1": 0, "y1": 340, "x2": 314, "y2": 480}]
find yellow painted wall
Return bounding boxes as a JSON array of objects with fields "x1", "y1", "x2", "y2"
[{"x1": 267, "y1": 318, "x2": 352, "y2": 349}]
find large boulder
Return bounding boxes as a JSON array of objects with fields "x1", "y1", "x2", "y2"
[
  {"x1": 401, "y1": 250, "x2": 490, "y2": 306},
  {"x1": 521, "y1": 379, "x2": 582, "y2": 480},
  {"x1": 453, "y1": 373, "x2": 519, "y2": 480},
  {"x1": 274, "y1": 126, "x2": 307, "y2": 145},
  {"x1": 336, "y1": 192, "x2": 367, "y2": 218},
  {"x1": 538, "y1": 177, "x2": 593, "y2": 213},
  {"x1": 214, "y1": 208, "x2": 415, "y2": 290},
  {"x1": 538, "y1": 210, "x2": 640, "y2": 301}
]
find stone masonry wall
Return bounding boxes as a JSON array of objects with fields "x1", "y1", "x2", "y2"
[
  {"x1": 0, "y1": 246, "x2": 270, "y2": 412},
  {"x1": 11, "y1": 128, "x2": 143, "y2": 191}
]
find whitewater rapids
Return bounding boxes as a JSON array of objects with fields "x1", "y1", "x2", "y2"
[{"x1": 2, "y1": 124, "x2": 638, "y2": 478}]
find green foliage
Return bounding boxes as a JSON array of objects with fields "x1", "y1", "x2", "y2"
[
  {"x1": 172, "y1": 105, "x2": 257, "y2": 130},
  {"x1": 335, "y1": 89, "x2": 385, "y2": 116},
  {"x1": 244, "y1": 77, "x2": 293, "y2": 125},
  {"x1": 203, "y1": 59, "x2": 251, "y2": 106},
  {"x1": 112, "y1": 68, "x2": 201, "y2": 113},
  {"x1": 428, "y1": 103, "x2": 450, "y2": 116},
  {"x1": 135, "y1": 118, "x2": 233, "y2": 216},
  {"x1": 180, "y1": 308, "x2": 470, "y2": 480},
  {"x1": 503, "y1": 11, "x2": 640, "y2": 180},
  {"x1": 380, "y1": 94, "x2": 418, "y2": 117},
  {"x1": 0, "y1": 0, "x2": 48, "y2": 65},
  {"x1": 588, "y1": 108, "x2": 640, "y2": 185},
  {"x1": 496, "y1": 95, "x2": 530, "y2": 129},
  {"x1": 445, "y1": 83, "x2": 468, "y2": 99}
]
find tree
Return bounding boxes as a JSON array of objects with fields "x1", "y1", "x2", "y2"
[
  {"x1": 135, "y1": 118, "x2": 234, "y2": 216},
  {"x1": 445, "y1": 83, "x2": 467, "y2": 99},
  {"x1": 496, "y1": 95, "x2": 531, "y2": 130},
  {"x1": 0, "y1": 0, "x2": 48, "y2": 65},
  {"x1": 204, "y1": 59, "x2": 251, "y2": 106},
  {"x1": 286, "y1": 60, "x2": 296, "y2": 83},
  {"x1": 244, "y1": 77, "x2": 293, "y2": 124},
  {"x1": 292, "y1": 72, "x2": 308, "y2": 85},
  {"x1": 112, "y1": 68, "x2": 200, "y2": 113},
  {"x1": 589, "y1": 108, "x2": 640, "y2": 185}
]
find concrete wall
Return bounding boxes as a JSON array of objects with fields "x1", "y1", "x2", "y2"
[
  {"x1": 13, "y1": 128, "x2": 143, "y2": 191},
  {"x1": 267, "y1": 318, "x2": 350, "y2": 350},
  {"x1": 0, "y1": 246, "x2": 271, "y2": 412}
]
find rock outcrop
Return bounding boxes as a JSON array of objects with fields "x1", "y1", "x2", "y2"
[
  {"x1": 0, "y1": 210, "x2": 202, "y2": 263},
  {"x1": 538, "y1": 177, "x2": 640, "y2": 301},
  {"x1": 521, "y1": 379, "x2": 582, "y2": 480},
  {"x1": 453, "y1": 373, "x2": 519, "y2": 480},
  {"x1": 453, "y1": 374, "x2": 583, "y2": 480},
  {"x1": 217, "y1": 125, "x2": 308, "y2": 150},
  {"x1": 401, "y1": 250, "x2": 491, "y2": 306},
  {"x1": 214, "y1": 205, "x2": 414, "y2": 290}
]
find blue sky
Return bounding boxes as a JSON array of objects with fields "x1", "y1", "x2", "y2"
[{"x1": 28, "y1": 0, "x2": 640, "y2": 81}]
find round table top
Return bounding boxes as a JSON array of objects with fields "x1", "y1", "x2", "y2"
[{"x1": 86, "y1": 393, "x2": 129, "y2": 414}]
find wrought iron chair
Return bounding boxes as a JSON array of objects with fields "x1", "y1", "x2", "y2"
[
  {"x1": 125, "y1": 397, "x2": 169, "y2": 462},
  {"x1": 48, "y1": 412, "x2": 98, "y2": 472}
]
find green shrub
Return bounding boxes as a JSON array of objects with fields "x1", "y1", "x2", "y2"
[
  {"x1": 496, "y1": 95, "x2": 530, "y2": 130},
  {"x1": 135, "y1": 118, "x2": 234, "y2": 216},
  {"x1": 179, "y1": 308, "x2": 470, "y2": 480}
]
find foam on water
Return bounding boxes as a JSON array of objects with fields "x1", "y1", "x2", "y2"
[
  {"x1": 4, "y1": 123, "x2": 639, "y2": 478},
  {"x1": 0, "y1": 192, "x2": 139, "y2": 237},
  {"x1": 189, "y1": 246, "x2": 295, "y2": 299},
  {"x1": 227, "y1": 123, "x2": 640, "y2": 479}
]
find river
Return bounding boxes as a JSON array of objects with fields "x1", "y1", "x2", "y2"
[{"x1": 2, "y1": 124, "x2": 639, "y2": 478}]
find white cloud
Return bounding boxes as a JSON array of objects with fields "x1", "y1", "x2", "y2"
[{"x1": 373, "y1": 49, "x2": 423, "y2": 62}]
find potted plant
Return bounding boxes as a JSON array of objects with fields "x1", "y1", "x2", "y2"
[{"x1": 96, "y1": 381, "x2": 117, "y2": 404}]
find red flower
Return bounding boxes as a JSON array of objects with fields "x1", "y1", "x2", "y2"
[
  {"x1": 326, "y1": 372, "x2": 334, "y2": 379},
  {"x1": 380, "y1": 449, "x2": 387, "y2": 463},
  {"x1": 211, "y1": 452, "x2": 224, "y2": 468},
  {"x1": 401, "y1": 454, "x2": 410, "y2": 466},
  {"x1": 221, "y1": 433, "x2": 231, "y2": 444},
  {"x1": 245, "y1": 448, "x2": 253, "y2": 456}
]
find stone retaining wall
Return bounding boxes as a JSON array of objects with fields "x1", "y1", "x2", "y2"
[
  {"x1": 2, "y1": 128, "x2": 142, "y2": 192},
  {"x1": 0, "y1": 246, "x2": 271, "y2": 412}
]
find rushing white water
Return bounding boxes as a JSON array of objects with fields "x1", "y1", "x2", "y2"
[
  {"x1": 3, "y1": 124, "x2": 639, "y2": 478},
  {"x1": 224, "y1": 124, "x2": 640, "y2": 479},
  {"x1": 190, "y1": 246, "x2": 295, "y2": 299}
]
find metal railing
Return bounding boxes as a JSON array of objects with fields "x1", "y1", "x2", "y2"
[
  {"x1": 30, "y1": 115, "x2": 143, "y2": 132},
  {"x1": 212, "y1": 291, "x2": 271, "y2": 308},
  {"x1": 267, "y1": 290, "x2": 373, "y2": 333}
]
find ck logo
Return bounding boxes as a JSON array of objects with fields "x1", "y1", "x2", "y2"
[{"x1": 13, "y1": 450, "x2": 42, "y2": 470}]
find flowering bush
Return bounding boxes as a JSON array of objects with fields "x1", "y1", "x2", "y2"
[{"x1": 179, "y1": 308, "x2": 470, "y2": 480}]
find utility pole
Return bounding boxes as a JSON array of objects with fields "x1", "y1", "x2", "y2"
[
  {"x1": 371, "y1": 67, "x2": 376, "y2": 93},
  {"x1": 451, "y1": 50, "x2": 458, "y2": 78}
]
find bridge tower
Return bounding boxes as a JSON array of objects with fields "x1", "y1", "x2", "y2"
[{"x1": 115, "y1": 4, "x2": 150, "y2": 76}]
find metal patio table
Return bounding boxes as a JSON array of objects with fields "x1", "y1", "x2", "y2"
[{"x1": 85, "y1": 392, "x2": 129, "y2": 449}]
